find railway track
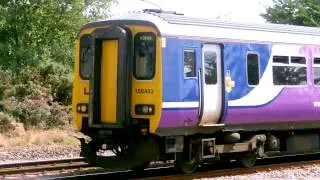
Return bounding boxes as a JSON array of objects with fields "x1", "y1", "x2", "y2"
[
  {"x1": 43, "y1": 153, "x2": 320, "y2": 179},
  {"x1": 0, "y1": 157, "x2": 100, "y2": 177},
  {"x1": 141, "y1": 153, "x2": 320, "y2": 180},
  {"x1": 1, "y1": 153, "x2": 319, "y2": 179},
  {"x1": 140, "y1": 160, "x2": 320, "y2": 180}
]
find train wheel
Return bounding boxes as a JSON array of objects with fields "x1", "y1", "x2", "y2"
[
  {"x1": 174, "y1": 144, "x2": 201, "y2": 174},
  {"x1": 238, "y1": 151, "x2": 257, "y2": 168},
  {"x1": 80, "y1": 139, "x2": 98, "y2": 161},
  {"x1": 131, "y1": 161, "x2": 151, "y2": 172},
  {"x1": 112, "y1": 145, "x2": 129, "y2": 157}
]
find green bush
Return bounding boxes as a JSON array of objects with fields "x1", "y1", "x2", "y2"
[
  {"x1": 0, "y1": 70, "x2": 13, "y2": 100},
  {"x1": 9, "y1": 98, "x2": 67, "y2": 130},
  {"x1": 0, "y1": 85, "x2": 6, "y2": 100},
  {"x1": 51, "y1": 75, "x2": 73, "y2": 105},
  {"x1": 0, "y1": 112, "x2": 15, "y2": 133},
  {"x1": 39, "y1": 61, "x2": 73, "y2": 105},
  {"x1": 0, "y1": 101, "x2": 4, "y2": 111},
  {"x1": 0, "y1": 61, "x2": 73, "y2": 130}
]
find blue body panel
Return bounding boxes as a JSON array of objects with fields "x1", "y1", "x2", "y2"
[
  {"x1": 160, "y1": 37, "x2": 271, "y2": 127},
  {"x1": 162, "y1": 38, "x2": 201, "y2": 102}
]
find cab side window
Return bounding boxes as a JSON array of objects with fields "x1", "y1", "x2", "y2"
[{"x1": 79, "y1": 34, "x2": 93, "y2": 80}]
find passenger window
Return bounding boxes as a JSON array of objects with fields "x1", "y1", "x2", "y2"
[
  {"x1": 272, "y1": 56, "x2": 307, "y2": 86},
  {"x1": 291, "y1": 56, "x2": 306, "y2": 64},
  {"x1": 313, "y1": 58, "x2": 320, "y2": 86},
  {"x1": 134, "y1": 33, "x2": 156, "y2": 80},
  {"x1": 247, "y1": 53, "x2": 259, "y2": 86},
  {"x1": 184, "y1": 50, "x2": 196, "y2": 77},
  {"x1": 273, "y1": 56, "x2": 289, "y2": 64},
  {"x1": 204, "y1": 51, "x2": 217, "y2": 84},
  {"x1": 79, "y1": 34, "x2": 93, "y2": 80}
]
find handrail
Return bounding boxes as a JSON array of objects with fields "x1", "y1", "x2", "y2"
[{"x1": 197, "y1": 68, "x2": 202, "y2": 119}]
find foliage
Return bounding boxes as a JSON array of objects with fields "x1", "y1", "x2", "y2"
[
  {"x1": 0, "y1": 64, "x2": 72, "y2": 130},
  {"x1": 84, "y1": 0, "x2": 117, "y2": 20},
  {"x1": 0, "y1": 0, "x2": 116, "y2": 71},
  {"x1": 0, "y1": 0, "x2": 116, "y2": 131},
  {"x1": 38, "y1": 61, "x2": 73, "y2": 105},
  {"x1": 0, "y1": 112, "x2": 16, "y2": 133},
  {"x1": 261, "y1": 0, "x2": 320, "y2": 27}
]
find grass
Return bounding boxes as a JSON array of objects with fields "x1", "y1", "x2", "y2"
[{"x1": 0, "y1": 128, "x2": 80, "y2": 147}]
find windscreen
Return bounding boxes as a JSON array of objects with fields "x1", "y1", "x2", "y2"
[{"x1": 134, "y1": 32, "x2": 156, "y2": 80}]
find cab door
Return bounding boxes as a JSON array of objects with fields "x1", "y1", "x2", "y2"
[
  {"x1": 198, "y1": 44, "x2": 223, "y2": 126},
  {"x1": 89, "y1": 26, "x2": 132, "y2": 126}
]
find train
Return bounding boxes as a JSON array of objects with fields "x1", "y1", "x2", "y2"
[{"x1": 72, "y1": 9, "x2": 320, "y2": 173}]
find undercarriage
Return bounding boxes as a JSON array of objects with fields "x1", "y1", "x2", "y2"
[
  {"x1": 77, "y1": 126, "x2": 161, "y2": 171},
  {"x1": 77, "y1": 127, "x2": 320, "y2": 174}
]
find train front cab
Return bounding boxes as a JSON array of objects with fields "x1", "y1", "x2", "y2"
[{"x1": 72, "y1": 21, "x2": 162, "y2": 164}]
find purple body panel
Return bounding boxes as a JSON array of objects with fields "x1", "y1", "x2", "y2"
[
  {"x1": 159, "y1": 109, "x2": 198, "y2": 128},
  {"x1": 225, "y1": 88, "x2": 320, "y2": 124}
]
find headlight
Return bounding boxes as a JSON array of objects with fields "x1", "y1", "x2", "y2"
[
  {"x1": 135, "y1": 104, "x2": 155, "y2": 115},
  {"x1": 77, "y1": 103, "x2": 88, "y2": 113}
]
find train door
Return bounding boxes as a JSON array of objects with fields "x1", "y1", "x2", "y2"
[
  {"x1": 89, "y1": 26, "x2": 131, "y2": 126},
  {"x1": 199, "y1": 44, "x2": 223, "y2": 126}
]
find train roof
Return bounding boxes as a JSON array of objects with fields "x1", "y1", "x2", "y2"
[{"x1": 84, "y1": 9, "x2": 320, "y2": 45}]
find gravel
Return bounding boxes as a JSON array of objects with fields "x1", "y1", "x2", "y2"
[
  {"x1": 206, "y1": 164, "x2": 320, "y2": 179},
  {"x1": 0, "y1": 144, "x2": 81, "y2": 164}
]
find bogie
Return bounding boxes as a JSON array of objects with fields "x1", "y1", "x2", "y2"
[
  {"x1": 174, "y1": 139, "x2": 202, "y2": 174},
  {"x1": 238, "y1": 151, "x2": 257, "y2": 168}
]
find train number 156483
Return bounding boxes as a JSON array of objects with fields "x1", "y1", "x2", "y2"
[{"x1": 135, "y1": 88, "x2": 154, "y2": 94}]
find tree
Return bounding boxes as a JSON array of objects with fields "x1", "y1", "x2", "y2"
[
  {"x1": 0, "y1": 0, "x2": 116, "y2": 71},
  {"x1": 261, "y1": 0, "x2": 320, "y2": 27},
  {"x1": 84, "y1": 0, "x2": 117, "y2": 20},
  {"x1": 0, "y1": 0, "x2": 117, "y2": 130}
]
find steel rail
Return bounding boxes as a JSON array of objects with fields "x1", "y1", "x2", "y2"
[
  {"x1": 141, "y1": 158, "x2": 320, "y2": 180},
  {"x1": 0, "y1": 157, "x2": 94, "y2": 175},
  {"x1": 44, "y1": 158, "x2": 320, "y2": 180}
]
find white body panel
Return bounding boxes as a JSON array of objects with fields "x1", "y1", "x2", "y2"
[
  {"x1": 199, "y1": 44, "x2": 222, "y2": 126},
  {"x1": 108, "y1": 12, "x2": 320, "y2": 45}
]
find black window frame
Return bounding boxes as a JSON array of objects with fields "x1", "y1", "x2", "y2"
[
  {"x1": 246, "y1": 52, "x2": 260, "y2": 86},
  {"x1": 291, "y1": 56, "x2": 306, "y2": 64},
  {"x1": 133, "y1": 32, "x2": 156, "y2": 80},
  {"x1": 313, "y1": 57, "x2": 320, "y2": 87},
  {"x1": 273, "y1": 55, "x2": 289, "y2": 64},
  {"x1": 183, "y1": 49, "x2": 196, "y2": 78},
  {"x1": 79, "y1": 34, "x2": 93, "y2": 80}
]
